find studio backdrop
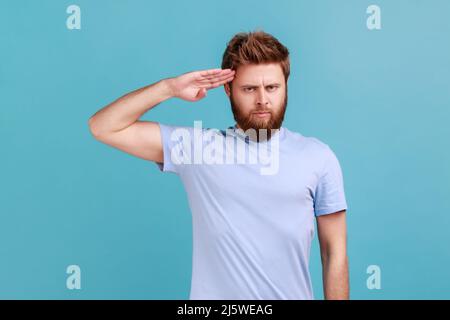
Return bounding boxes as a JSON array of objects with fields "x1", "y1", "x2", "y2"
[{"x1": 1, "y1": 0, "x2": 449, "y2": 299}]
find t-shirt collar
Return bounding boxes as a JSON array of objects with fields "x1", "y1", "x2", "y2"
[{"x1": 227, "y1": 124, "x2": 285, "y2": 143}]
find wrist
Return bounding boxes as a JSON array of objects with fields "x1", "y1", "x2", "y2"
[{"x1": 160, "y1": 78, "x2": 177, "y2": 99}]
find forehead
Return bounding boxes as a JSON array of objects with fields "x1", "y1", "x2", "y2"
[{"x1": 234, "y1": 63, "x2": 284, "y2": 84}]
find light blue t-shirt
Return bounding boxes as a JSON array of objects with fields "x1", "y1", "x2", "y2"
[{"x1": 155, "y1": 123, "x2": 348, "y2": 300}]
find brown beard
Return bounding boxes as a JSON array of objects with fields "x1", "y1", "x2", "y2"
[{"x1": 229, "y1": 86, "x2": 288, "y2": 142}]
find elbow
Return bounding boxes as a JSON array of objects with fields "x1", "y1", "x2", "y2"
[
  {"x1": 321, "y1": 251, "x2": 348, "y2": 268},
  {"x1": 88, "y1": 116, "x2": 103, "y2": 140},
  {"x1": 320, "y1": 243, "x2": 348, "y2": 266}
]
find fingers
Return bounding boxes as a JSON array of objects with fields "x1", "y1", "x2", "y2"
[
  {"x1": 200, "y1": 74, "x2": 235, "y2": 89},
  {"x1": 192, "y1": 68, "x2": 235, "y2": 91},
  {"x1": 198, "y1": 68, "x2": 230, "y2": 77},
  {"x1": 197, "y1": 71, "x2": 234, "y2": 84},
  {"x1": 199, "y1": 68, "x2": 222, "y2": 77},
  {"x1": 197, "y1": 68, "x2": 235, "y2": 82},
  {"x1": 196, "y1": 69, "x2": 235, "y2": 90}
]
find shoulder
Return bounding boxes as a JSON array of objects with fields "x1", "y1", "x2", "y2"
[
  {"x1": 283, "y1": 127, "x2": 332, "y2": 154},
  {"x1": 283, "y1": 127, "x2": 342, "y2": 174}
]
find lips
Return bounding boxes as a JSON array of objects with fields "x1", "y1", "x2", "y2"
[{"x1": 253, "y1": 111, "x2": 271, "y2": 118}]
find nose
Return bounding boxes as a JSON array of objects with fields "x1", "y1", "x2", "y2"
[{"x1": 256, "y1": 87, "x2": 269, "y2": 107}]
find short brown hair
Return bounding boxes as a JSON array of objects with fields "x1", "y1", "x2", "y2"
[{"x1": 221, "y1": 30, "x2": 290, "y2": 82}]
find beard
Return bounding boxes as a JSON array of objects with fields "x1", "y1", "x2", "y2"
[{"x1": 229, "y1": 87, "x2": 288, "y2": 142}]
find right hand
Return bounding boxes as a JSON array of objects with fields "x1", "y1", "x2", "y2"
[{"x1": 166, "y1": 68, "x2": 235, "y2": 102}]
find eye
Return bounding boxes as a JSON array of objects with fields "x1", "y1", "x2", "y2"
[
  {"x1": 266, "y1": 85, "x2": 278, "y2": 92},
  {"x1": 244, "y1": 87, "x2": 255, "y2": 92}
]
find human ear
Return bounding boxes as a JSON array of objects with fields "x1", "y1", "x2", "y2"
[{"x1": 224, "y1": 83, "x2": 231, "y2": 97}]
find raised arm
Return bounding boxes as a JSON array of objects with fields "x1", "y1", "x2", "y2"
[{"x1": 88, "y1": 68, "x2": 235, "y2": 163}]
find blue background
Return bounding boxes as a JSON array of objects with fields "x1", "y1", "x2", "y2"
[{"x1": 1, "y1": 0, "x2": 449, "y2": 299}]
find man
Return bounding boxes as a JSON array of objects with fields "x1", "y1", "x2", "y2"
[{"x1": 88, "y1": 30, "x2": 349, "y2": 300}]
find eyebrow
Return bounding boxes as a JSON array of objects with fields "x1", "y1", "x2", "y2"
[{"x1": 240, "y1": 83, "x2": 282, "y2": 88}]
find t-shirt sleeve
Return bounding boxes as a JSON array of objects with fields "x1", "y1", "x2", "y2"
[
  {"x1": 154, "y1": 123, "x2": 193, "y2": 175},
  {"x1": 313, "y1": 146, "x2": 348, "y2": 217}
]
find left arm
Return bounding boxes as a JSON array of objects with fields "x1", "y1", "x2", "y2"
[{"x1": 316, "y1": 210, "x2": 349, "y2": 300}]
